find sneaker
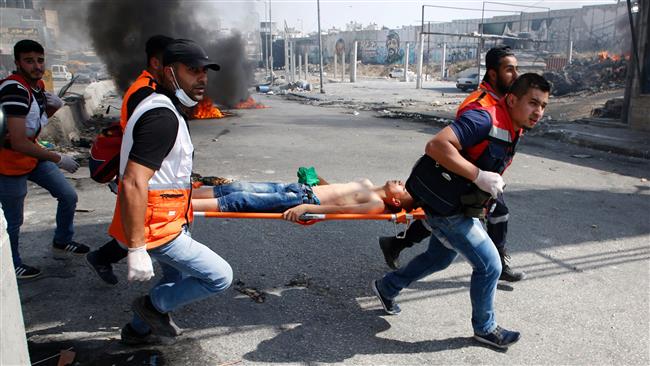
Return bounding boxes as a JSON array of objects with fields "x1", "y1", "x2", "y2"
[
  {"x1": 52, "y1": 240, "x2": 90, "y2": 258},
  {"x1": 370, "y1": 280, "x2": 401, "y2": 315},
  {"x1": 473, "y1": 326, "x2": 521, "y2": 349},
  {"x1": 132, "y1": 296, "x2": 182, "y2": 337},
  {"x1": 86, "y1": 251, "x2": 118, "y2": 285},
  {"x1": 379, "y1": 236, "x2": 403, "y2": 270},
  {"x1": 120, "y1": 323, "x2": 160, "y2": 346},
  {"x1": 15, "y1": 264, "x2": 41, "y2": 279}
]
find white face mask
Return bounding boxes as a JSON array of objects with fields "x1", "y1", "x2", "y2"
[{"x1": 169, "y1": 67, "x2": 198, "y2": 107}]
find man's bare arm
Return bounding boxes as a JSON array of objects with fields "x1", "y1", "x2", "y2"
[
  {"x1": 282, "y1": 200, "x2": 385, "y2": 222},
  {"x1": 119, "y1": 160, "x2": 155, "y2": 248},
  {"x1": 425, "y1": 126, "x2": 479, "y2": 181},
  {"x1": 6, "y1": 116, "x2": 61, "y2": 162}
]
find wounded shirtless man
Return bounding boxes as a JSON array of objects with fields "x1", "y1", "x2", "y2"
[{"x1": 192, "y1": 179, "x2": 415, "y2": 222}]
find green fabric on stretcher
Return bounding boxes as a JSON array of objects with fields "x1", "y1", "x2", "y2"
[{"x1": 297, "y1": 166, "x2": 320, "y2": 186}]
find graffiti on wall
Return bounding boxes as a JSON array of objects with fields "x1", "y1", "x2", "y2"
[{"x1": 385, "y1": 30, "x2": 403, "y2": 64}]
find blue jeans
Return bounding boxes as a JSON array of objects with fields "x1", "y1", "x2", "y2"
[
  {"x1": 0, "y1": 161, "x2": 77, "y2": 267},
  {"x1": 213, "y1": 182, "x2": 320, "y2": 212},
  {"x1": 130, "y1": 228, "x2": 233, "y2": 334},
  {"x1": 377, "y1": 213, "x2": 502, "y2": 335}
]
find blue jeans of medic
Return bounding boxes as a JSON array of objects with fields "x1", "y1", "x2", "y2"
[
  {"x1": 130, "y1": 228, "x2": 233, "y2": 334},
  {"x1": 213, "y1": 182, "x2": 320, "y2": 212},
  {"x1": 0, "y1": 161, "x2": 77, "y2": 267},
  {"x1": 377, "y1": 212, "x2": 502, "y2": 335}
]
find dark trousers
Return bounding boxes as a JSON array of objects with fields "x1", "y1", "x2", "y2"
[{"x1": 95, "y1": 238, "x2": 128, "y2": 265}]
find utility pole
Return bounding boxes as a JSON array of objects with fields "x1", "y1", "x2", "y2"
[
  {"x1": 403, "y1": 42, "x2": 410, "y2": 82},
  {"x1": 350, "y1": 41, "x2": 357, "y2": 82},
  {"x1": 441, "y1": 42, "x2": 446, "y2": 80},
  {"x1": 269, "y1": 0, "x2": 273, "y2": 75},
  {"x1": 416, "y1": 34, "x2": 424, "y2": 88},
  {"x1": 264, "y1": 1, "x2": 269, "y2": 79},
  {"x1": 317, "y1": 0, "x2": 324, "y2": 93},
  {"x1": 284, "y1": 22, "x2": 289, "y2": 79}
]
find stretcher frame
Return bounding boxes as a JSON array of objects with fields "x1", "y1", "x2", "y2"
[{"x1": 194, "y1": 208, "x2": 426, "y2": 238}]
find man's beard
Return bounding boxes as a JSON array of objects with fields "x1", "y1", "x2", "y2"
[
  {"x1": 495, "y1": 75, "x2": 510, "y2": 95},
  {"x1": 17, "y1": 66, "x2": 43, "y2": 83}
]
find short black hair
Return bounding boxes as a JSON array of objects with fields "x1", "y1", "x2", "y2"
[
  {"x1": 485, "y1": 45, "x2": 515, "y2": 72},
  {"x1": 508, "y1": 73, "x2": 551, "y2": 97},
  {"x1": 14, "y1": 39, "x2": 44, "y2": 60},
  {"x1": 145, "y1": 35, "x2": 174, "y2": 63}
]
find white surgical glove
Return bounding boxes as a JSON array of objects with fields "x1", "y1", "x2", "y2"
[
  {"x1": 473, "y1": 169, "x2": 505, "y2": 198},
  {"x1": 56, "y1": 153, "x2": 79, "y2": 173},
  {"x1": 45, "y1": 91, "x2": 64, "y2": 110},
  {"x1": 127, "y1": 245, "x2": 154, "y2": 282}
]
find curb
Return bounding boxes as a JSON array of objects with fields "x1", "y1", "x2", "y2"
[{"x1": 541, "y1": 129, "x2": 650, "y2": 160}]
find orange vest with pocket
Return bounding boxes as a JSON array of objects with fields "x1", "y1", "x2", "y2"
[{"x1": 109, "y1": 92, "x2": 194, "y2": 249}]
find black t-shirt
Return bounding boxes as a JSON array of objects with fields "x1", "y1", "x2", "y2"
[
  {"x1": 0, "y1": 79, "x2": 46, "y2": 118},
  {"x1": 127, "y1": 87, "x2": 188, "y2": 171}
]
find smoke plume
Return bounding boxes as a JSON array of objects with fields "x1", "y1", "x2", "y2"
[{"x1": 50, "y1": 0, "x2": 254, "y2": 106}]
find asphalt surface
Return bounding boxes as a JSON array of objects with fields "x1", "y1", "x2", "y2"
[{"x1": 18, "y1": 95, "x2": 650, "y2": 365}]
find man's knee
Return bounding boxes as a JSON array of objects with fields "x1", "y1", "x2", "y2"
[
  {"x1": 205, "y1": 261, "x2": 233, "y2": 293},
  {"x1": 57, "y1": 187, "x2": 78, "y2": 206}
]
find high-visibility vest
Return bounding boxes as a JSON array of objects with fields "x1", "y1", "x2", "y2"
[
  {"x1": 456, "y1": 81, "x2": 500, "y2": 118},
  {"x1": 119, "y1": 70, "x2": 157, "y2": 131},
  {"x1": 0, "y1": 74, "x2": 48, "y2": 176},
  {"x1": 108, "y1": 93, "x2": 194, "y2": 249},
  {"x1": 462, "y1": 98, "x2": 520, "y2": 175}
]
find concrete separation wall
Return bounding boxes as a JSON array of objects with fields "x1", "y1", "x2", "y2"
[
  {"x1": 1, "y1": 209, "x2": 31, "y2": 366},
  {"x1": 41, "y1": 80, "x2": 117, "y2": 144}
]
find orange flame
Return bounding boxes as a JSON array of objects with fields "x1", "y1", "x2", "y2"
[
  {"x1": 597, "y1": 51, "x2": 608, "y2": 61},
  {"x1": 192, "y1": 97, "x2": 224, "y2": 119},
  {"x1": 233, "y1": 96, "x2": 267, "y2": 109},
  {"x1": 597, "y1": 51, "x2": 622, "y2": 62}
]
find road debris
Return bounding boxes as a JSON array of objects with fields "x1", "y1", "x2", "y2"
[{"x1": 234, "y1": 279, "x2": 266, "y2": 303}]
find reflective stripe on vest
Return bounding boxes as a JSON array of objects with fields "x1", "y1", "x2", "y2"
[
  {"x1": 489, "y1": 124, "x2": 512, "y2": 143},
  {"x1": 0, "y1": 75, "x2": 48, "y2": 176},
  {"x1": 108, "y1": 93, "x2": 194, "y2": 249}
]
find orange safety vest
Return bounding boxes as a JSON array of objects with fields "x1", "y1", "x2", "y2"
[
  {"x1": 456, "y1": 81, "x2": 501, "y2": 119},
  {"x1": 119, "y1": 70, "x2": 157, "y2": 131},
  {"x1": 463, "y1": 98, "x2": 521, "y2": 175},
  {"x1": 109, "y1": 93, "x2": 194, "y2": 249},
  {"x1": 0, "y1": 74, "x2": 47, "y2": 176}
]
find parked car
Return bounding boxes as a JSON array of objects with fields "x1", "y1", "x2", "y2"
[
  {"x1": 51, "y1": 64, "x2": 72, "y2": 81},
  {"x1": 389, "y1": 67, "x2": 415, "y2": 79},
  {"x1": 456, "y1": 73, "x2": 484, "y2": 91},
  {"x1": 74, "y1": 72, "x2": 94, "y2": 84}
]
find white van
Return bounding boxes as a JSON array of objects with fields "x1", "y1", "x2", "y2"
[{"x1": 51, "y1": 65, "x2": 72, "y2": 81}]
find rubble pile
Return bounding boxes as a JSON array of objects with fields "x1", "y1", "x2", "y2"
[
  {"x1": 543, "y1": 56, "x2": 627, "y2": 96},
  {"x1": 591, "y1": 97, "x2": 625, "y2": 118}
]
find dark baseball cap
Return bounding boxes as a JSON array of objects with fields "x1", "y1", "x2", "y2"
[{"x1": 163, "y1": 39, "x2": 220, "y2": 71}]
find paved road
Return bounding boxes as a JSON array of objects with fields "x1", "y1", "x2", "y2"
[{"x1": 20, "y1": 95, "x2": 649, "y2": 365}]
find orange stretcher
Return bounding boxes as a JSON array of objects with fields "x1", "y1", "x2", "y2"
[{"x1": 194, "y1": 208, "x2": 426, "y2": 231}]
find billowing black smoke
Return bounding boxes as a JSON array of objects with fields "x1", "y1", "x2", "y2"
[{"x1": 84, "y1": 0, "x2": 253, "y2": 106}]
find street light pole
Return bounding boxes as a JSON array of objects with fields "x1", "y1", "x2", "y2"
[{"x1": 317, "y1": 0, "x2": 325, "y2": 93}]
